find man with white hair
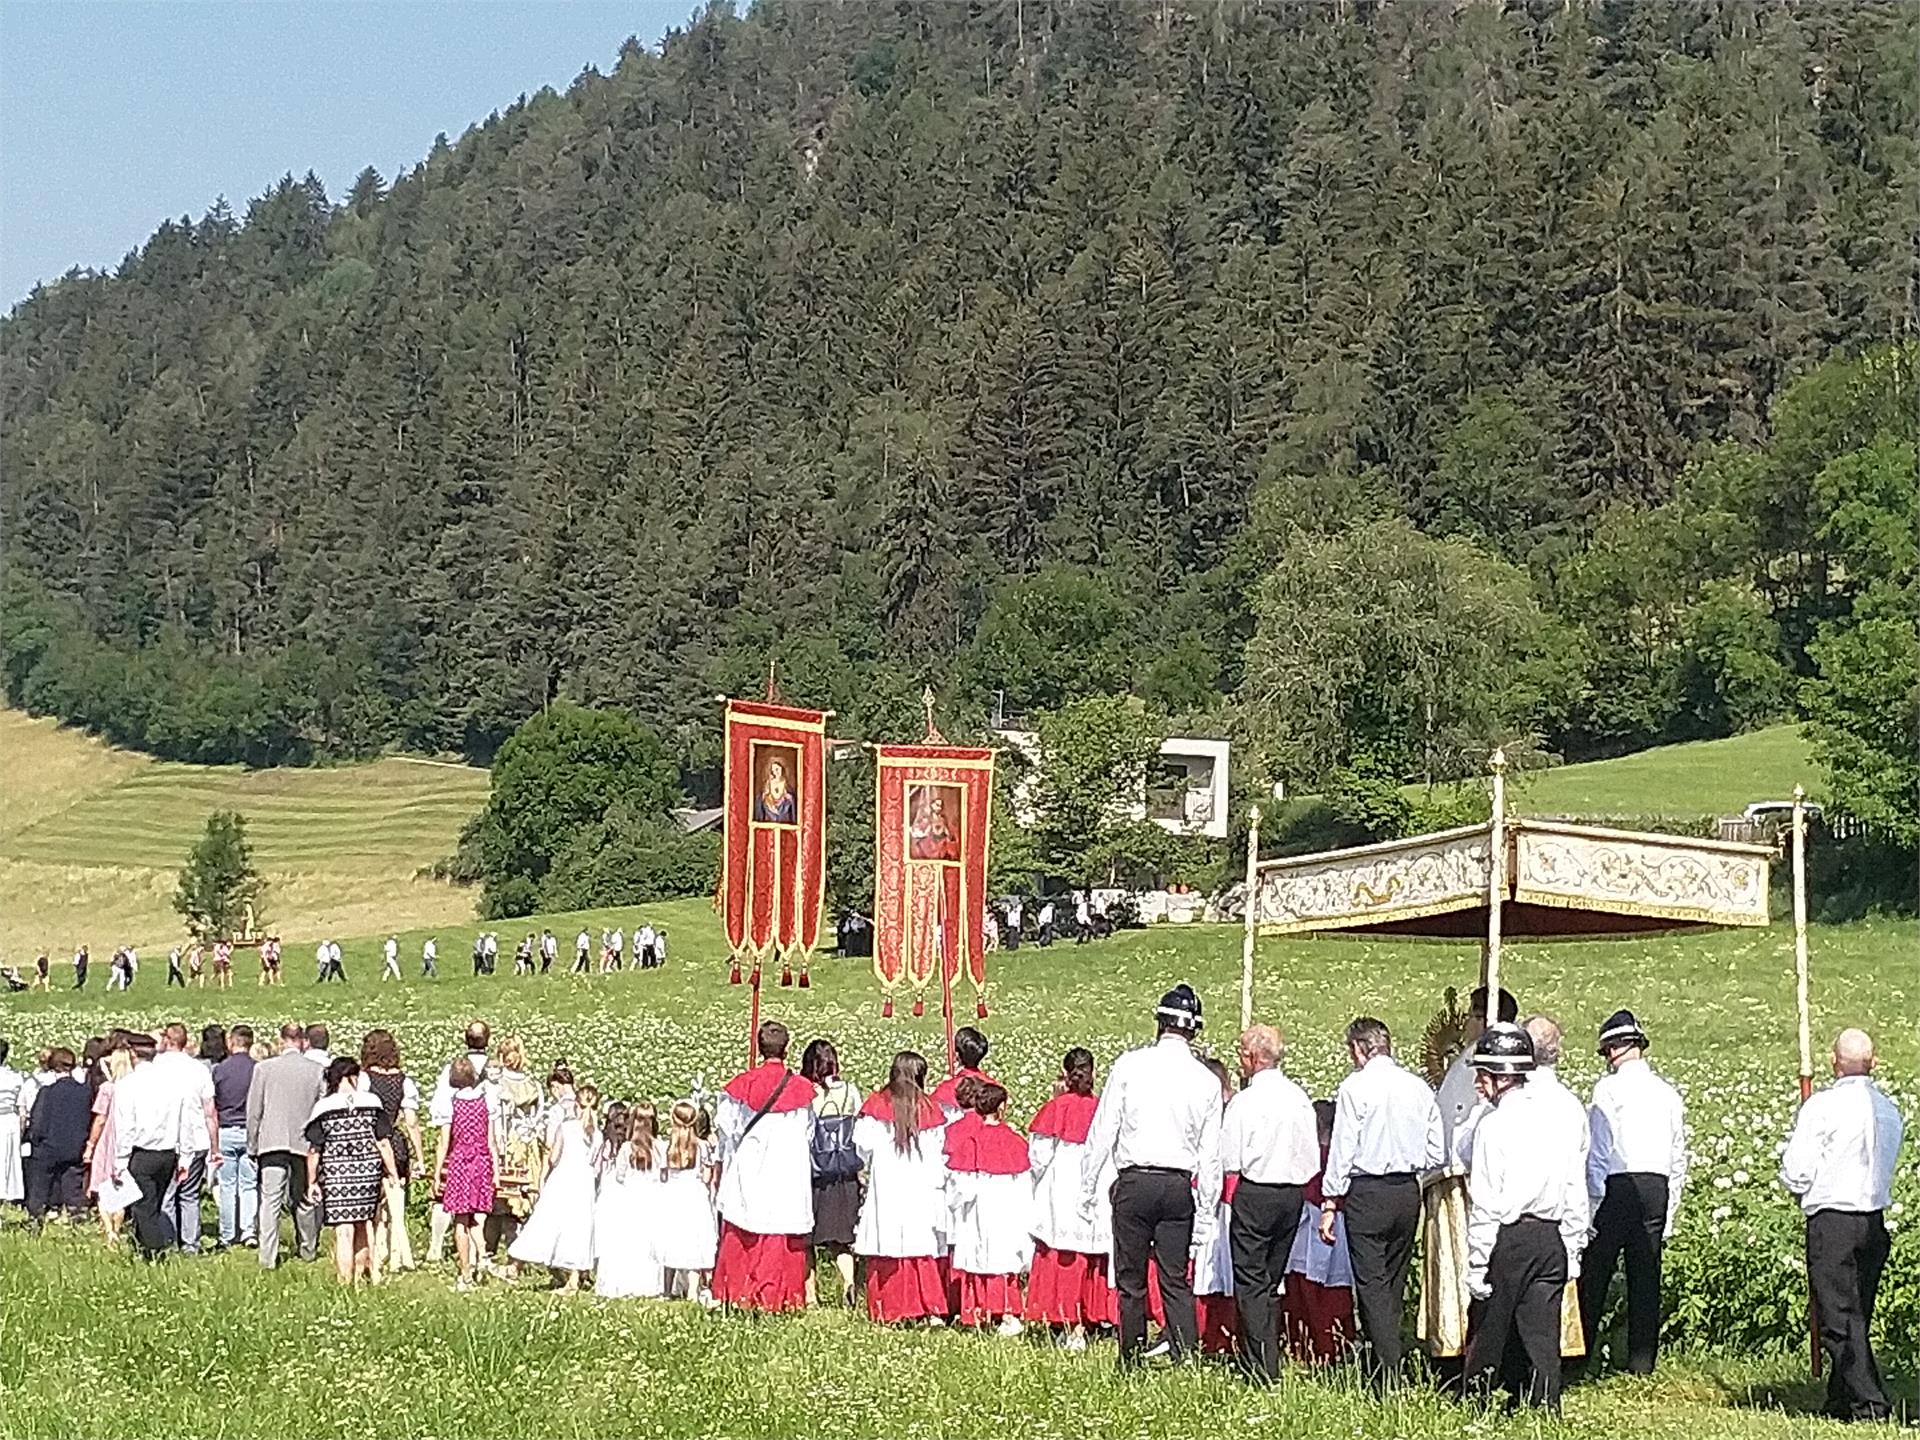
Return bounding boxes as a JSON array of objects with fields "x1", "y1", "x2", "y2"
[
  {"x1": 1223, "y1": 1023, "x2": 1319, "y2": 1382},
  {"x1": 1780, "y1": 1028, "x2": 1905, "y2": 1423}
]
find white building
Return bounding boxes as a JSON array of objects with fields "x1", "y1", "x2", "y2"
[{"x1": 995, "y1": 730, "x2": 1231, "y2": 841}]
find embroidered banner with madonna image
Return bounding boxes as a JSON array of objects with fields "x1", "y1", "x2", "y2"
[
  {"x1": 874, "y1": 744, "x2": 994, "y2": 1019},
  {"x1": 720, "y1": 698, "x2": 828, "y2": 987}
]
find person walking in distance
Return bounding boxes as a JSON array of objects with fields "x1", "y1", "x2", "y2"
[
  {"x1": 1319, "y1": 1017, "x2": 1444, "y2": 1388},
  {"x1": 1578, "y1": 1009, "x2": 1686, "y2": 1376},
  {"x1": 574, "y1": 928, "x2": 591, "y2": 975},
  {"x1": 421, "y1": 936, "x2": 438, "y2": 980},
  {"x1": 166, "y1": 947, "x2": 185, "y2": 988},
  {"x1": 1223, "y1": 1024, "x2": 1320, "y2": 1382},
  {"x1": 246, "y1": 1023, "x2": 326, "y2": 1269},
  {"x1": 1460, "y1": 1025, "x2": 1588, "y2": 1412},
  {"x1": 1779, "y1": 1028, "x2": 1906, "y2": 1423},
  {"x1": 382, "y1": 936, "x2": 401, "y2": 983},
  {"x1": 72, "y1": 945, "x2": 88, "y2": 990},
  {"x1": 1081, "y1": 984, "x2": 1223, "y2": 1366},
  {"x1": 540, "y1": 929, "x2": 557, "y2": 975}
]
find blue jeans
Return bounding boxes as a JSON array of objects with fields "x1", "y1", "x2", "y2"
[{"x1": 217, "y1": 1126, "x2": 257, "y2": 1245}]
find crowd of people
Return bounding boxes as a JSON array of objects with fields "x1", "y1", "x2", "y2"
[
  {"x1": 7, "y1": 920, "x2": 673, "y2": 993},
  {"x1": 0, "y1": 984, "x2": 1904, "y2": 1423}
]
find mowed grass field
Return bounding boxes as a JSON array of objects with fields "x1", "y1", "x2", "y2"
[
  {"x1": 0, "y1": 707, "x2": 488, "y2": 958},
  {"x1": 1515, "y1": 726, "x2": 1814, "y2": 818},
  {"x1": 2, "y1": 897, "x2": 1913, "y2": 1439}
]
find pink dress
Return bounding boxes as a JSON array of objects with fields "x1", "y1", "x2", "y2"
[
  {"x1": 439, "y1": 1093, "x2": 495, "y2": 1216},
  {"x1": 87, "y1": 1082, "x2": 117, "y2": 1196}
]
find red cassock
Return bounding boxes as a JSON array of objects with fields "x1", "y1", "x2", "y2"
[
  {"x1": 711, "y1": 1063, "x2": 815, "y2": 1314},
  {"x1": 1023, "y1": 1091, "x2": 1117, "y2": 1328},
  {"x1": 945, "y1": 1120, "x2": 1032, "y2": 1325},
  {"x1": 856, "y1": 1090, "x2": 953, "y2": 1324}
]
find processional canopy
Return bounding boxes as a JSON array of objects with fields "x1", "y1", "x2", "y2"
[{"x1": 1250, "y1": 818, "x2": 1773, "y2": 941}]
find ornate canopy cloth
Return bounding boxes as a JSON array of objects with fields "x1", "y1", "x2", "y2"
[{"x1": 1251, "y1": 820, "x2": 1772, "y2": 940}]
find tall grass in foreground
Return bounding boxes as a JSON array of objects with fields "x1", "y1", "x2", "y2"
[{"x1": 0, "y1": 1228, "x2": 1890, "y2": 1440}]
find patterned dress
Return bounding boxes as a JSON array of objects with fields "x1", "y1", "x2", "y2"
[
  {"x1": 305, "y1": 1094, "x2": 392, "y2": 1226},
  {"x1": 440, "y1": 1092, "x2": 495, "y2": 1216}
]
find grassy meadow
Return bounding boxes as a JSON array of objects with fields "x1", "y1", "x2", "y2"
[
  {"x1": 0, "y1": 707, "x2": 488, "y2": 959},
  {"x1": 1512, "y1": 725, "x2": 1814, "y2": 819},
  {"x1": 2, "y1": 898, "x2": 1913, "y2": 1438}
]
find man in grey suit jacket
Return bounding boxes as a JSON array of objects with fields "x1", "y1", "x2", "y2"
[{"x1": 246, "y1": 1021, "x2": 324, "y2": 1268}]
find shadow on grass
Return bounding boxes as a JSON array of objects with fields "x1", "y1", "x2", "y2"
[{"x1": 1708, "y1": 1364, "x2": 1916, "y2": 1425}]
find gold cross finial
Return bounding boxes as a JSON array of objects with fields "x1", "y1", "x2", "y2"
[{"x1": 921, "y1": 685, "x2": 945, "y2": 743}]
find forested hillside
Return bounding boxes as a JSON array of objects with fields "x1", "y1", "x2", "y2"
[{"x1": 3, "y1": 1, "x2": 1915, "y2": 817}]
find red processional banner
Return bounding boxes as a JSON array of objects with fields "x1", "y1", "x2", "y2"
[
  {"x1": 874, "y1": 744, "x2": 994, "y2": 1018},
  {"x1": 720, "y1": 699, "x2": 827, "y2": 985}
]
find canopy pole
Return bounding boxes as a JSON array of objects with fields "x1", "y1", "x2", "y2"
[
  {"x1": 1241, "y1": 805, "x2": 1263, "y2": 1032},
  {"x1": 1792, "y1": 785, "x2": 1813, "y2": 1099},
  {"x1": 1483, "y1": 749, "x2": 1508, "y2": 1003},
  {"x1": 1792, "y1": 783, "x2": 1821, "y2": 1380}
]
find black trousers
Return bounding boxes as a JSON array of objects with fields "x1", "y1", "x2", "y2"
[
  {"x1": 1343, "y1": 1173, "x2": 1421, "y2": 1382},
  {"x1": 127, "y1": 1147, "x2": 178, "y2": 1258},
  {"x1": 1466, "y1": 1216, "x2": 1568, "y2": 1410},
  {"x1": 1578, "y1": 1172, "x2": 1668, "y2": 1374},
  {"x1": 25, "y1": 1154, "x2": 86, "y2": 1219},
  {"x1": 1229, "y1": 1179, "x2": 1306, "y2": 1380},
  {"x1": 1807, "y1": 1209, "x2": 1892, "y2": 1421},
  {"x1": 1112, "y1": 1166, "x2": 1197, "y2": 1363}
]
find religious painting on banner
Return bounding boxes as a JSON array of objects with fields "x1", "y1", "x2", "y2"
[
  {"x1": 874, "y1": 745, "x2": 994, "y2": 1018},
  {"x1": 721, "y1": 699, "x2": 827, "y2": 988}
]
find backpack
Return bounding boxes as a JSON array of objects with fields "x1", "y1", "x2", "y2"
[{"x1": 810, "y1": 1111, "x2": 862, "y2": 1183}]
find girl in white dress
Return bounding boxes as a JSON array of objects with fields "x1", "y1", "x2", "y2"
[
  {"x1": 0, "y1": 1044, "x2": 25, "y2": 1204},
  {"x1": 593, "y1": 1102, "x2": 667, "y2": 1298},
  {"x1": 508, "y1": 1068, "x2": 598, "y2": 1291},
  {"x1": 656, "y1": 1100, "x2": 719, "y2": 1302}
]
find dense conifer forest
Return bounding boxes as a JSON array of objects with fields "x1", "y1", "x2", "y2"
[{"x1": 2, "y1": 1, "x2": 1914, "y2": 836}]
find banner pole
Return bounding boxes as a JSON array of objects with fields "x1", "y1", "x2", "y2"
[
  {"x1": 941, "y1": 882, "x2": 957, "y2": 1075},
  {"x1": 1240, "y1": 804, "x2": 1262, "y2": 1032},
  {"x1": 1483, "y1": 749, "x2": 1508, "y2": 1003}
]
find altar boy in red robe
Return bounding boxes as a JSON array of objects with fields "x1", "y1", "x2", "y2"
[
  {"x1": 946, "y1": 1081, "x2": 1033, "y2": 1335},
  {"x1": 712, "y1": 1021, "x2": 816, "y2": 1312}
]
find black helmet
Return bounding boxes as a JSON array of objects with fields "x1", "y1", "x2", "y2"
[
  {"x1": 1597, "y1": 1009, "x2": 1650, "y2": 1056},
  {"x1": 1469, "y1": 1022, "x2": 1536, "y2": 1075},
  {"x1": 1155, "y1": 983, "x2": 1204, "y2": 1032}
]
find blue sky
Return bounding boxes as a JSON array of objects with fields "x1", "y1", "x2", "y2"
[{"x1": 0, "y1": 1, "x2": 687, "y2": 307}]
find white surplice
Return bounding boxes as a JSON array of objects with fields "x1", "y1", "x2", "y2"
[
  {"x1": 951, "y1": 1170, "x2": 1034, "y2": 1275},
  {"x1": 714, "y1": 1096, "x2": 814, "y2": 1237},
  {"x1": 852, "y1": 1113, "x2": 950, "y2": 1258}
]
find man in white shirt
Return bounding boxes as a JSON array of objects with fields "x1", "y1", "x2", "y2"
[
  {"x1": 608, "y1": 927, "x2": 624, "y2": 973},
  {"x1": 382, "y1": 936, "x2": 401, "y2": 982},
  {"x1": 421, "y1": 936, "x2": 438, "y2": 979},
  {"x1": 1036, "y1": 900, "x2": 1056, "y2": 947},
  {"x1": 1320, "y1": 1016, "x2": 1445, "y2": 1386},
  {"x1": 314, "y1": 941, "x2": 331, "y2": 984},
  {"x1": 712, "y1": 1021, "x2": 816, "y2": 1312},
  {"x1": 1082, "y1": 984, "x2": 1223, "y2": 1366},
  {"x1": 1223, "y1": 1023, "x2": 1319, "y2": 1381},
  {"x1": 1579, "y1": 1008, "x2": 1687, "y2": 1376},
  {"x1": 636, "y1": 923, "x2": 658, "y2": 969},
  {"x1": 574, "y1": 928, "x2": 591, "y2": 974},
  {"x1": 1004, "y1": 897, "x2": 1022, "y2": 951},
  {"x1": 112, "y1": 1037, "x2": 194, "y2": 1257},
  {"x1": 540, "y1": 929, "x2": 557, "y2": 975},
  {"x1": 152, "y1": 1023, "x2": 220, "y2": 1254},
  {"x1": 1424, "y1": 985, "x2": 1517, "y2": 1368},
  {"x1": 1780, "y1": 1028, "x2": 1905, "y2": 1423},
  {"x1": 1461, "y1": 1025, "x2": 1587, "y2": 1412}
]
